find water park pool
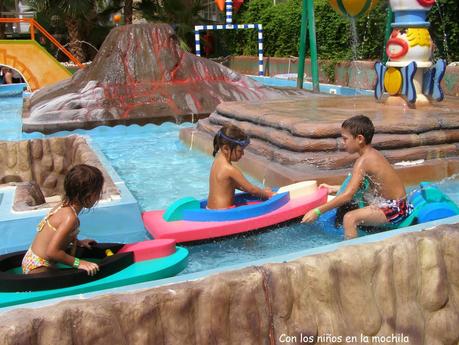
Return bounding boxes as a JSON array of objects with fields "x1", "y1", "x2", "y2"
[
  {"x1": 249, "y1": 75, "x2": 374, "y2": 96},
  {"x1": 1, "y1": 95, "x2": 458, "y2": 275}
]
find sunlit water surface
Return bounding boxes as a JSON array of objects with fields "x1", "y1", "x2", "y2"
[{"x1": 1, "y1": 95, "x2": 458, "y2": 274}]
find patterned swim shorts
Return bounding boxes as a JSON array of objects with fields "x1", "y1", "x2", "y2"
[{"x1": 379, "y1": 198, "x2": 414, "y2": 224}]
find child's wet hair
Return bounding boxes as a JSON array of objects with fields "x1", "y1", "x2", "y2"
[
  {"x1": 213, "y1": 124, "x2": 250, "y2": 157},
  {"x1": 63, "y1": 164, "x2": 104, "y2": 209},
  {"x1": 342, "y1": 115, "x2": 374, "y2": 144}
]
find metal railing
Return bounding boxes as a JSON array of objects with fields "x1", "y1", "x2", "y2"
[
  {"x1": 0, "y1": 11, "x2": 34, "y2": 35},
  {"x1": 0, "y1": 17, "x2": 83, "y2": 68}
]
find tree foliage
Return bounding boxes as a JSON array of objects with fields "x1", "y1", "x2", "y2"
[
  {"x1": 221, "y1": 0, "x2": 458, "y2": 62},
  {"x1": 139, "y1": 0, "x2": 209, "y2": 51},
  {"x1": 25, "y1": 0, "x2": 123, "y2": 61},
  {"x1": 22, "y1": 0, "x2": 459, "y2": 63},
  {"x1": 428, "y1": 0, "x2": 459, "y2": 62}
]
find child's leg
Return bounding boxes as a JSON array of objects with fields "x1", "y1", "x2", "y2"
[{"x1": 342, "y1": 205, "x2": 388, "y2": 239}]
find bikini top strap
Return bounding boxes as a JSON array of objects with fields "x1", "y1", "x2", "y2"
[
  {"x1": 37, "y1": 204, "x2": 64, "y2": 232},
  {"x1": 69, "y1": 204, "x2": 80, "y2": 228},
  {"x1": 68, "y1": 204, "x2": 78, "y2": 218}
]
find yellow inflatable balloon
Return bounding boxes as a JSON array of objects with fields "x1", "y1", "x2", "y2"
[{"x1": 329, "y1": 0, "x2": 378, "y2": 18}]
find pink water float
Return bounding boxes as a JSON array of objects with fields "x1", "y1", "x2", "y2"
[{"x1": 142, "y1": 181, "x2": 328, "y2": 243}]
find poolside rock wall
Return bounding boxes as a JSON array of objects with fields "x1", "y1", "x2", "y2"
[
  {"x1": 0, "y1": 135, "x2": 119, "y2": 210},
  {"x1": 1, "y1": 224, "x2": 459, "y2": 345},
  {"x1": 181, "y1": 95, "x2": 459, "y2": 186},
  {"x1": 23, "y1": 23, "x2": 309, "y2": 133}
]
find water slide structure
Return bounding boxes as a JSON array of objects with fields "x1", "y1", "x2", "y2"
[{"x1": 0, "y1": 18, "x2": 82, "y2": 91}]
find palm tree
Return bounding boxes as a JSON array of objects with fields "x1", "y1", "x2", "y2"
[
  {"x1": 0, "y1": 0, "x2": 17, "y2": 39},
  {"x1": 25, "y1": 0, "x2": 94, "y2": 62},
  {"x1": 124, "y1": 0, "x2": 132, "y2": 24}
]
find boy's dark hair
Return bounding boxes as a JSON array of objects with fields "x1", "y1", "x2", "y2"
[
  {"x1": 63, "y1": 164, "x2": 104, "y2": 209},
  {"x1": 213, "y1": 124, "x2": 250, "y2": 157},
  {"x1": 341, "y1": 115, "x2": 375, "y2": 144}
]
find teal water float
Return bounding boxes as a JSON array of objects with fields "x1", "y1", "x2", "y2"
[
  {"x1": 399, "y1": 181, "x2": 459, "y2": 227},
  {"x1": 0, "y1": 239, "x2": 188, "y2": 308},
  {"x1": 321, "y1": 175, "x2": 459, "y2": 234}
]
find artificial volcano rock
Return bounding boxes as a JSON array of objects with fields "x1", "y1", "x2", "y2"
[{"x1": 23, "y1": 23, "x2": 305, "y2": 133}]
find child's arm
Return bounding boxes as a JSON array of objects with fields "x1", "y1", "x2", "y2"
[
  {"x1": 319, "y1": 183, "x2": 340, "y2": 194},
  {"x1": 46, "y1": 216, "x2": 99, "y2": 276},
  {"x1": 302, "y1": 161, "x2": 365, "y2": 223},
  {"x1": 229, "y1": 166, "x2": 273, "y2": 199}
]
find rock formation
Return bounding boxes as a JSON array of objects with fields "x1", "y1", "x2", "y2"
[
  {"x1": 23, "y1": 23, "x2": 308, "y2": 133},
  {"x1": 0, "y1": 135, "x2": 119, "y2": 211},
  {"x1": 1, "y1": 224, "x2": 458, "y2": 344},
  {"x1": 181, "y1": 96, "x2": 459, "y2": 186}
]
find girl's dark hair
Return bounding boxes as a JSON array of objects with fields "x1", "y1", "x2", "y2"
[
  {"x1": 63, "y1": 164, "x2": 104, "y2": 209},
  {"x1": 341, "y1": 115, "x2": 375, "y2": 144},
  {"x1": 212, "y1": 124, "x2": 250, "y2": 157}
]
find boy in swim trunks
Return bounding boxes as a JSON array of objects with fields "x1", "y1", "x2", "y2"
[
  {"x1": 302, "y1": 115, "x2": 413, "y2": 239},
  {"x1": 207, "y1": 124, "x2": 273, "y2": 210}
]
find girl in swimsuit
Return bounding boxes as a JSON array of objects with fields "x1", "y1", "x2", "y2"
[{"x1": 22, "y1": 164, "x2": 104, "y2": 276}]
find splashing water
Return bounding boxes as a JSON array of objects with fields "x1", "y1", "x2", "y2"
[
  {"x1": 360, "y1": 172, "x2": 459, "y2": 208},
  {"x1": 56, "y1": 40, "x2": 99, "y2": 59},
  {"x1": 350, "y1": 19, "x2": 360, "y2": 63},
  {"x1": 349, "y1": 18, "x2": 363, "y2": 99}
]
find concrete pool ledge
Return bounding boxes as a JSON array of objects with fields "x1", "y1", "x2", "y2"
[{"x1": 0, "y1": 135, "x2": 146, "y2": 254}]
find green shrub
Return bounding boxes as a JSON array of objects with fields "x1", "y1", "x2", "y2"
[
  {"x1": 222, "y1": 0, "x2": 458, "y2": 62},
  {"x1": 429, "y1": 0, "x2": 459, "y2": 62}
]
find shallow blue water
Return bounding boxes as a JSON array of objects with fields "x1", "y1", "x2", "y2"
[
  {"x1": 89, "y1": 123, "x2": 214, "y2": 211},
  {"x1": 0, "y1": 96, "x2": 23, "y2": 141},
  {"x1": 24, "y1": 123, "x2": 344, "y2": 273},
  {"x1": 249, "y1": 75, "x2": 373, "y2": 96},
  {"x1": 1, "y1": 96, "x2": 458, "y2": 274}
]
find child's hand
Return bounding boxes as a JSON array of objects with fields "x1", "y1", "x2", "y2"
[
  {"x1": 263, "y1": 188, "x2": 274, "y2": 199},
  {"x1": 319, "y1": 183, "x2": 340, "y2": 194},
  {"x1": 301, "y1": 209, "x2": 318, "y2": 223},
  {"x1": 78, "y1": 239, "x2": 97, "y2": 249},
  {"x1": 78, "y1": 259, "x2": 99, "y2": 276}
]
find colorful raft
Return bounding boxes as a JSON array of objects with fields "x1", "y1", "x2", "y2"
[
  {"x1": 397, "y1": 182, "x2": 459, "y2": 227},
  {"x1": 322, "y1": 179, "x2": 459, "y2": 234},
  {"x1": 0, "y1": 239, "x2": 188, "y2": 308},
  {"x1": 143, "y1": 181, "x2": 328, "y2": 243}
]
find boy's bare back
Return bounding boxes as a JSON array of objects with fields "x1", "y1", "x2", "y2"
[
  {"x1": 207, "y1": 152, "x2": 272, "y2": 209},
  {"x1": 207, "y1": 155, "x2": 237, "y2": 209},
  {"x1": 356, "y1": 147, "x2": 406, "y2": 200},
  {"x1": 208, "y1": 125, "x2": 273, "y2": 210}
]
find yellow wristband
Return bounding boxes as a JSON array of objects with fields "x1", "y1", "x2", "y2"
[{"x1": 313, "y1": 208, "x2": 321, "y2": 217}]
